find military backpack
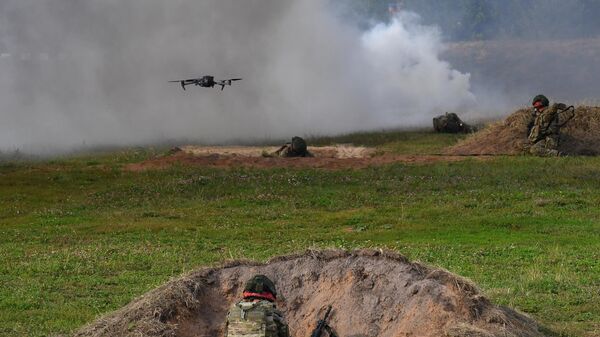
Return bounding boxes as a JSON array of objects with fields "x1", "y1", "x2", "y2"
[{"x1": 226, "y1": 300, "x2": 279, "y2": 337}]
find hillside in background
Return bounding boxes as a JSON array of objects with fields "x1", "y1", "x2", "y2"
[
  {"x1": 340, "y1": 0, "x2": 600, "y2": 41},
  {"x1": 443, "y1": 38, "x2": 600, "y2": 102}
]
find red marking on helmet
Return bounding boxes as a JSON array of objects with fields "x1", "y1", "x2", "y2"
[{"x1": 243, "y1": 291, "x2": 276, "y2": 302}]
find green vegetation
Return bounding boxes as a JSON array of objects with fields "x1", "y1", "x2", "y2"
[{"x1": 0, "y1": 132, "x2": 599, "y2": 337}]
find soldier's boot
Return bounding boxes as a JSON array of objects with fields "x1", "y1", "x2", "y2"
[
  {"x1": 545, "y1": 136, "x2": 560, "y2": 157},
  {"x1": 529, "y1": 141, "x2": 546, "y2": 156}
]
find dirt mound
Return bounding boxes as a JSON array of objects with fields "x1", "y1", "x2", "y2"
[
  {"x1": 448, "y1": 106, "x2": 600, "y2": 156},
  {"x1": 180, "y1": 145, "x2": 375, "y2": 159},
  {"x1": 125, "y1": 145, "x2": 490, "y2": 171},
  {"x1": 74, "y1": 250, "x2": 543, "y2": 337}
]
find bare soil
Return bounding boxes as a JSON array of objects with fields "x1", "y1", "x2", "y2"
[
  {"x1": 126, "y1": 145, "x2": 487, "y2": 171},
  {"x1": 73, "y1": 250, "x2": 544, "y2": 337},
  {"x1": 447, "y1": 106, "x2": 600, "y2": 156},
  {"x1": 180, "y1": 145, "x2": 375, "y2": 159}
]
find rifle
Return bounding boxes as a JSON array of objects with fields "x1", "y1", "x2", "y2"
[{"x1": 310, "y1": 305, "x2": 338, "y2": 337}]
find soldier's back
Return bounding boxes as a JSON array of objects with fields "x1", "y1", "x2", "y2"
[
  {"x1": 226, "y1": 300, "x2": 280, "y2": 337},
  {"x1": 433, "y1": 112, "x2": 471, "y2": 133}
]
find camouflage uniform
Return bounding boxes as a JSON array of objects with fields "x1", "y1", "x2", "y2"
[
  {"x1": 433, "y1": 112, "x2": 473, "y2": 133},
  {"x1": 275, "y1": 143, "x2": 313, "y2": 158},
  {"x1": 528, "y1": 103, "x2": 569, "y2": 156},
  {"x1": 274, "y1": 136, "x2": 313, "y2": 157},
  {"x1": 225, "y1": 300, "x2": 289, "y2": 337}
]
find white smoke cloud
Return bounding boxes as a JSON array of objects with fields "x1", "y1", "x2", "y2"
[
  {"x1": 361, "y1": 13, "x2": 475, "y2": 125},
  {"x1": 0, "y1": 0, "x2": 476, "y2": 154}
]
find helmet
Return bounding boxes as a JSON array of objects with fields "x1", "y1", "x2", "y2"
[
  {"x1": 291, "y1": 136, "x2": 307, "y2": 154},
  {"x1": 244, "y1": 275, "x2": 277, "y2": 298},
  {"x1": 532, "y1": 95, "x2": 549, "y2": 107}
]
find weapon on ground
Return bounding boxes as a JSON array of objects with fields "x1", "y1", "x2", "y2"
[{"x1": 310, "y1": 305, "x2": 338, "y2": 337}]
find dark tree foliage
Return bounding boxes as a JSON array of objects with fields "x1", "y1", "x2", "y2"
[{"x1": 338, "y1": 0, "x2": 600, "y2": 41}]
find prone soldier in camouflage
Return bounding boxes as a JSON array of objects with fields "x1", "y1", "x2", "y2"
[
  {"x1": 273, "y1": 136, "x2": 313, "y2": 158},
  {"x1": 433, "y1": 112, "x2": 474, "y2": 133},
  {"x1": 225, "y1": 275, "x2": 290, "y2": 337},
  {"x1": 527, "y1": 95, "x2": 575, "y2": 156}
]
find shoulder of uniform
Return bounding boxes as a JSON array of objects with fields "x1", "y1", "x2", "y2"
[
  {"x1": 550, "y1": 103, "x2": 567, "y2": 110},
  {"x1": 257, "y1": 300, "x2": 276, "y2": 308},
  {"x1": 272, "y1": 308, "x2": 285, "y2": 318},
  {"x1": 231, "y1": 300, "x2": 246, "y2": 307}
]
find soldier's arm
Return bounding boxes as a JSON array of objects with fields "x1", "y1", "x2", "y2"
[
  {"x1": 556, "y1": 105, "x2": 576, "y2": 127},
  {"x1": 274, "y1": 144, "x2": 290, "y2": 156},
  {"x1": 273, "y1": 310, "x2": 290, "y2": 337},
  {"x1": 554, "y1": 103, "x2": 567, "y2": 111}
]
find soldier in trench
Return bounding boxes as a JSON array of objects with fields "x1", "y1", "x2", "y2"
[{"x1": 225, "y1": 275, "x2": 290, "y2": 337}]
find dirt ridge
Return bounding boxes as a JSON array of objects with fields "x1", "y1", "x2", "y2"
[
  {"x1": 73, "y1": 249, "x2": 543, "y2": 337},
  {"x1": 448, "y1": 106, "x2": 600, "y2": 156}
]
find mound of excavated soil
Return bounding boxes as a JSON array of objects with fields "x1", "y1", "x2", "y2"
[
  {"x1": 125, "y1": 145, "x2": 490, "y2": 171},
  {"x1": 448, "y1": 106, "x2": 600, "y2": 156},
  {"x1": 74, "y1": 250, "x2": 543, "y2": 337},
  {"x1": 180, "y1": 145, "x2": 376, "y2": 159}
]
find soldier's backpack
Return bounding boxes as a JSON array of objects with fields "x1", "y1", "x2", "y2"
[
  {"x1": 433, "y1": 112, "x2": 471, "y2": 133},
  {"x1": 227, "y1": 300, "x2": 278, "y2": 337}
]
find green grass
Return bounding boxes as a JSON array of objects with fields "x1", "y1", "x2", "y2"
[{"x1": 0, "y1": 132, "x2": 599, "y2": 337}]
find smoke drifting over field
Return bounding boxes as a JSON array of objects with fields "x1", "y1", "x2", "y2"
[{"x1": 0, "y1": 0, "x2": 478, "y2": 153}]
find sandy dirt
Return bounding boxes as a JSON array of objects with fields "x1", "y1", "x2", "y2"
[
  {"x1": 180, "y1": 145, "x2": 375, "y2": 159},
  {"x1": 126, "y1": 145, "x2": 488, "y2": 171},
  {"x1": 73, "y1": 250, "x2": 543, "y2": 337}
]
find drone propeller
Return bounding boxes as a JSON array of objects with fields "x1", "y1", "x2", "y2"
[
  {"x1": 169, "y1": 80, "x2": 190, "y2": 90},
  {"x1": 221, "y1": 78, "x2": 242, "y2": 89}
]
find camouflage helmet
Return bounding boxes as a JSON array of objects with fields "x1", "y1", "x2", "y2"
[
  {"x1": 291, "y1": 136, "x2": 307, "y2": 154},
  {"x1": 244, "y1": 275, "x2": 277, "y2": 298},
  {"x1": 532, "y1": 95, "x2": 549, "y2": 107}
]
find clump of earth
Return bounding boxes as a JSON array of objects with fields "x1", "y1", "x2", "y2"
[
  {"x1": 74, "y1": 249, "x2": 544, "y2": 337},
  {"x1": 448, "y1": 106, "x2": 600, "y2": 156}
]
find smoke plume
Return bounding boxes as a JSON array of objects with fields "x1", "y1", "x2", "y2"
[{"x1": 0, "y1": 0, "x2": 476, "y2": 154}]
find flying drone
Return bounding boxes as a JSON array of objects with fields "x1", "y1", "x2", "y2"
[{"x1": 169, "y1": 76, "x2": 242, "y2": 91}]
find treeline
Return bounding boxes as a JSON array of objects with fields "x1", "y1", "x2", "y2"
[{"x1": 339, "y1": 0, "x2": 600, "y2": 41}]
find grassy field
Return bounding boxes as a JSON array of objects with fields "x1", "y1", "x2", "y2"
[{"x1": 0, "y1": 131, "x2": 599, "y2": 337}]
